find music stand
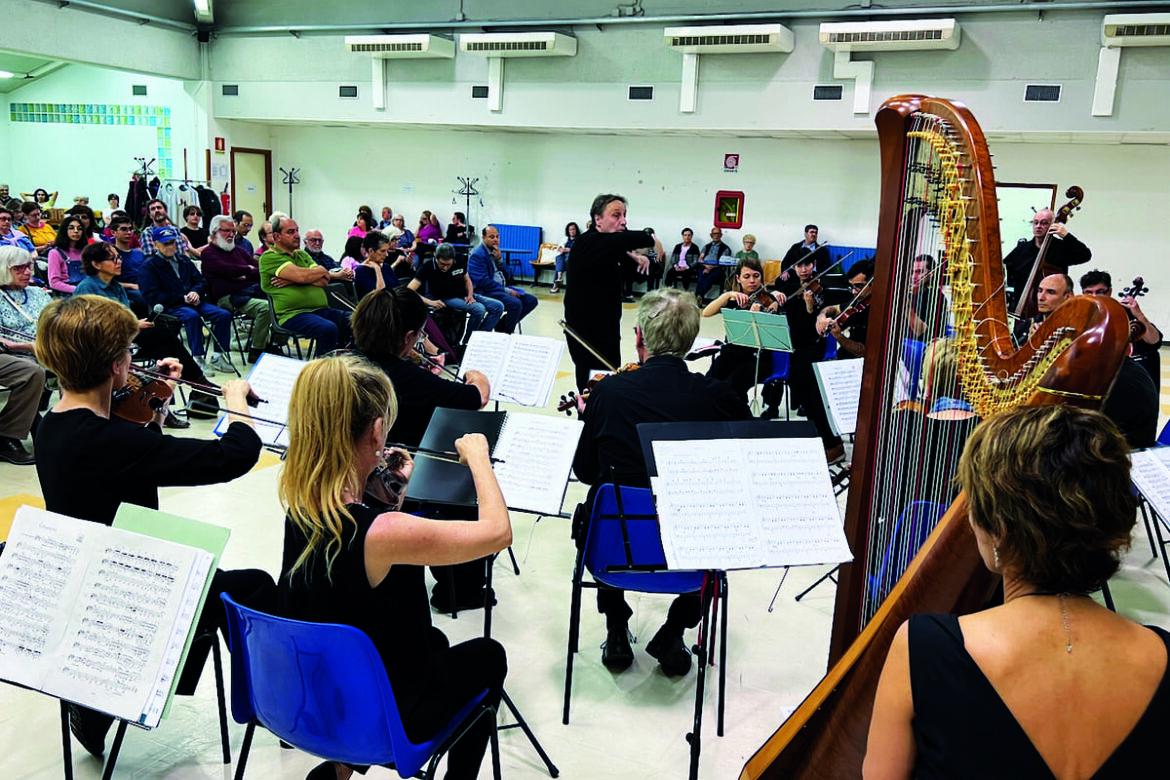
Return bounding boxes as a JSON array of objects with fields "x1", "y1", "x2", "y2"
[{"x1": 721, "y1": 309, "x2": 792, "y2": 414}]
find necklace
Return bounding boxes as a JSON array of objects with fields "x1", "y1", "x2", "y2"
[{"x1": 1016, "y1": 591, "x2": 1075, "y2": 653}]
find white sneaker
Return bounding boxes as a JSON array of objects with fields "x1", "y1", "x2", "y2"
[{"x1": 208, "y1": 353, "x2": 235, "y2": 373}]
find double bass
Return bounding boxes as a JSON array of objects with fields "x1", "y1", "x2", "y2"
[
  {"x1": 1012, "y1": 186, "x2": 1085, "y2": 319},
  {"x1": 741, "y1": 95, "x2": 1128, "y2": 780}
]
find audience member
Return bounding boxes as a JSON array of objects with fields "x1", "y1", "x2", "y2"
[
  {"x1": 409, "y1": 242, "x2": 504, "y2": 342},
  {"x1": 353, "y1": 231, "x2": 400, "y2": 299},
  {"x1": 233, "y1": 210, "x2": 255, "y2": 255},
  {"x1": 663, "y1": 227, "x2": 701, "y2": 290},
  {"x1": 260, "y1": 215, "x2": 353, "y2": 355},
  {"x1": 200, "y1": 214, "x2": 273, "y2": 363},
  {"x1": 139, "y1": 225, "x2": 233, "y2": 371},
  {"x1": 303, "y1": 228, "x2": 339, "y2": 270},
  {"x1": 377, "y1": 205, "x2": 394, "y2": 230},
  {"x1": 550, "y1": 221, "x2": 579, "y2": 294},
  {"x1": 107, "y1": 214, "x2": 147, "y2": 311},
  {"x1": 347, "y1": 212, "x2": 373, "y2": 240},
  {"x1": 181, "y1": 205, "x2": 208, "y2": 248},
  {"x1": 0, "y1": 207, "x2": 35, "y2": 253},
  {"x1": 141, "y1": 199, "x2": 201, "y2": 258},
  {"x1": 19, "y1": 201, "x2": 56, "y2": 254},
  {"x1": 468, "y1": 225, "x2": 538, "y2": 334},
  {"x1": 0, "y1": 246, "x2": 47, "y2": 465},
  {"x1": 46, "y1": 215, "x2": 88, "y2": 295},
  {"x1": 693, "y1": 227, "x2": 733, "y2": 301}
]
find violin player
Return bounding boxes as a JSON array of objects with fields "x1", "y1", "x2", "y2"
[
  {"x1": 802, "y1": 258, "x2": 875, "y2": 463},
  {"x1": 571, "y1": 288, "x2": 750, "y2": 676},
  {"x1": 349, "y1": 286, "x2": 495, "y2": 615},
  {"x1": 701, "y1": 256, "x2": 783, "y2": 404},
  {"x1": 767, "y1": 248, "x2": 831, "y2": 420},
  {"x1": 32, "y1": 293, "x2": 274, "y2": 760}
]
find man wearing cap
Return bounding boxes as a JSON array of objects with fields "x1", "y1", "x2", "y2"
[
  {"x1": 260, "y1": 215, "x2": 352, "y2": 355},
  {"x1": 139, "y1": 225, "x2": 234, "y2": 372}
]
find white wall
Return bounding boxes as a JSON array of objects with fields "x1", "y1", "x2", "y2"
[
  {"x1": 4, "y1": 64, "x2": 205, "y2": 209},
  {"x1": 255, "y1": 120, "x2": 1169, "y2": 322},
  {"x1": 208, "y1": 12, "x2": 1170, "y2": 137}
]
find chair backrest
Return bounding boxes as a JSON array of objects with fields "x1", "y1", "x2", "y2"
[
  {"x1": 536, "y1": 243, "x2": 560, "y2": 265},
  {"x1": 220, "y1": 594, "x2": 407, "y2": 768},
  {"x1": 583, "y1": 484, "x2": 706, "y2": 593},
  {"x1": 1158, "y1": 419, "x2": 1170, "y2": 447}
]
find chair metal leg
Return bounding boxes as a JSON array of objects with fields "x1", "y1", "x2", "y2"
[
  {"x1": 100, "y1": 721, "x2": 128, "y2": 780},
  {"x1": 211, "y1": 635, "x2": 231, "y2": 764},
  {"x1": 1140, "y1": 498, "x2": 1158, "y2": 557},
  {"x1": 1101, "y1": 581, "x2": 1116, "y2": 612},
  {"x1": 506, "y1": 546, "x2": 520, "y2": 575},
  {"x1": 500, "y1": 689, "x2": 559, "y2": 777},
  {"x1": 60, "y1": 701, "x2": 73, "y2": 780},
  {"x1": 563, "y1": 547, "x2": 585, "y2": 725},
  {"x1": 718, "y1": 573, "x2": 729, "y2": 737},
  {"x1": 489, "y1": 711, "x2": 502, "y2": 780},
  {"x1": 234, "y1": 721, "x2": 256, "y2": 780}
]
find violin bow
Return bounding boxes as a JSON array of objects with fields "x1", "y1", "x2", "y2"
[{"x1": 558, "y1": 319, "x2": 618, "y2": 372}]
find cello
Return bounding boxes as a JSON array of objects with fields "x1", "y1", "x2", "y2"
[
  {"x1": 740, "y1": 95, "x2": 1127, "y2": 780},
  {"x1": 1012, "y1": 186, "x2": 1085, "y2": 319}
]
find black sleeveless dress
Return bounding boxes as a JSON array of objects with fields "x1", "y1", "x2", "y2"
[{"x1": 909, "y1": 612, "x2": 1170, "y2": 779}]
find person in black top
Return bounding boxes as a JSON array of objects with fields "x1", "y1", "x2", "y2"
[
  {"x1": 353, "y1": 231, "x2": 400, "y2": 298},
  {"x1": 701, "y1": 256, "x2": 782, "y2": 402},
  {"x1": 278, "y1": 355, "x2": 510, "y2": 780},
  {"x1": 1004, "y1": 207, "x2": 1092, "y2": 311},
  {"x1": 692, "y1": 226, "x2": 734, "y2": 302},
  {"x1": 180, "y1": 205, "x2": 209, "y2": 249},
  {"x1": 781, "y1": 224, "x2": 830, "y2": 275},
  {"x1": 445, "y1": 210, "x2": 471, "y2": 252},
  {"x1": 409, "y1": 242, "x2": 505, "y2": 341},
  {"x1": 572, "y1": 288, "x2": 751, "y2": 676},
  {"x1": 809, "y1": 259, "x2": 875, "y2": 463},
  {"x1": 32, "y1": 294, "x2": 273, "y2": 759},
  {"x1": 563, "y1": 193, "x2": 654, "y2": 391},
  {"x1": 351, "y1": 286, "x2": 492, "y2": 614},
  {"x1": 866, "y1": 406, "x2": 1170, "y2": 780},
  {"x1": 1080, "y1": 269, "x2": 1162, "y2": 393},
  {"x1": 767, "y1": 250, "x2": 829, "y2": 419}
]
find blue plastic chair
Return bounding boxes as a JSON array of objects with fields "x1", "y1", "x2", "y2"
[
  {"x1": 220, "y1": 594, "x2": 498, "y2": 780},
  {"x1": 868, "y1": 501, "x2": 944, "y2": 601},
  {"x1": 562, "y1": 484, "x2": 727, "y2": 779}
]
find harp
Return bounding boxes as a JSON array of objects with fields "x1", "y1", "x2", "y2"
[{"x1": 741, "y1": 95, "x2": 1128, "y2": 780}]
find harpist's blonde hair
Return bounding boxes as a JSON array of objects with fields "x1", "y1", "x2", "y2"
[{"x1": 280, "y1": 354, "x2": 397, "y2": 580}]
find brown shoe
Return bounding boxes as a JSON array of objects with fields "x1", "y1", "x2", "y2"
[{"x1": 163, "y1": 411, "x2": 191, "y2": 429}]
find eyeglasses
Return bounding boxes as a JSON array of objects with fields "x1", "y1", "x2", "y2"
[
  {"x1": 10, "y1": 264, "x2": 31, "y2": 273},
  {"x1": 115, "y1": 225, "x2": 134, "y2": 232},
  {"x1": 305, "y1": 237, "x2": 323, "y2": 243},
  {"x1": 850, "y1": 282, "x2": 867, "y2": 290}
]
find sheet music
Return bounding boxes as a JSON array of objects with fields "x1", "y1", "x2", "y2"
[
  {"x1": 650, "y1": 438, "x2": 852, "y2": 570},
  {"x1": 460, "y1": 331, "x2": 564, "y2": 407},
  {"x1": 0, "y1": 507, "x2": 213, "y2": 728},
  {"x1": 1131, "y1": 448, "x2": 1170, "y2": 521},
  {"x1": 813, "y1": 359, "x2": 864, "y2": 436},
  {"x1": 214, "y1": 352, "x2": 307, "y2": 447},
  {"x1": 492, "y1": 413, "x2": 582, "y2": 515}
]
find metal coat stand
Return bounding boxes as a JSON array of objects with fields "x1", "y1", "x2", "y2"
[{"x1": 280, "y1": 167, "x2": 300, "y2": 218}]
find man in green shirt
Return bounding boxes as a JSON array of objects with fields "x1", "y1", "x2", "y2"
[{"x1": 259, "y1": 216, "x2": 353, "y2": 355}]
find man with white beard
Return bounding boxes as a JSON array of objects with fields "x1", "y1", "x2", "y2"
[{"x1": 200, "y1": 214, "x2": 273, "y2": 363}]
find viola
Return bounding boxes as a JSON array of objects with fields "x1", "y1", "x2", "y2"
[
  {"x1": 556, "y1": 362, "x2": 641, "y2": 414},
  {"x1": 111, "y1": 373, "x2": 174, "y2": 424}
]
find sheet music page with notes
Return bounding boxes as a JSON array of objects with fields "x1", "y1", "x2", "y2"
[
  {"x1": 492, "y1": 412, "x2": 582, "y2": 515},
  {"x1": 813, "y1": 358, "x2": 864, "y2": 436},
  {"x1": 460, "y1": 332, "x2": 564, "y2": 407},
  {"x1": 0, "y1": 506, "x2": 213, "y2": 728},
  {"x1": 214, "y1": 352, "x2": 306, "y2": 447},
  {"x1": 1130, "y1": 448, "x2": 1170, "y2": 521},
  {"x1": 651, "y1": 437, "x2": 852, "y2": 570}
]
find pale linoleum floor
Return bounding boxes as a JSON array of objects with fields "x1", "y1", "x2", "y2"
[{"x1": 2, "y1": 284, "x2": 1169, "y2": 780}]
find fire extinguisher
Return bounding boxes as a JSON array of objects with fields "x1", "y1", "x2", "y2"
[{"x1": 220, "y1": 191, "x2": 231, "y2": 214}]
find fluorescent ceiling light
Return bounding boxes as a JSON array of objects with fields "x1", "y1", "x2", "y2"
[
  {"x1": 0, "y1": 71, "x2": 14, "y2": 79},
  {"x1": 193, "y1": 0, "x2": 209, "y2": 11}
]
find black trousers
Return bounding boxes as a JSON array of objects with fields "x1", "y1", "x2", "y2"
[{"x1": 708, "y1": 344, "x2": 773, "y2": 402}]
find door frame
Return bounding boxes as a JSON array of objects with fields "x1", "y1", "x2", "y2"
[{"x1": 229, "y1": 146, "x2": 273, "y2": 219}]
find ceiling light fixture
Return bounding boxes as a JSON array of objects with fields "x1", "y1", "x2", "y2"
[{"x1": 0, "y1": 70, "x2": 14, "y2": 79}]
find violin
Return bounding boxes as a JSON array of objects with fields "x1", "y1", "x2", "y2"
[
  {"x1": 556, "y1": 362, "x2": 641, "y2": 414},
  {"x1": 833, "y1": 300, "x2": 871, "y2": 329},
  {"x1": 1014, "y1": 185, "x2": 1084, "y2": 319},
  {"x1": 750, "y1": 287, "x2": 780, "y2": 313},
  {"x1": 111, "y1": 373, "x2": 174, "y2": 424}
]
